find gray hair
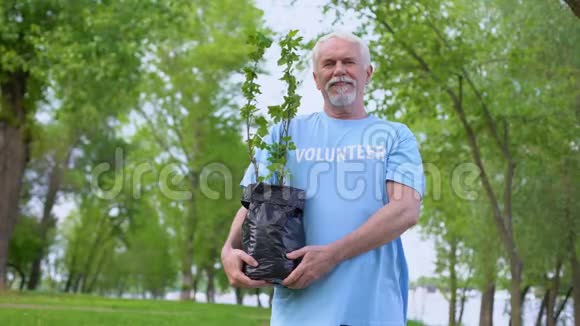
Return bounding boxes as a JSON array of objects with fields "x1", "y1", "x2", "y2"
[{"x1": 312, "y1": 31, "x2": 372, "y2": 69}]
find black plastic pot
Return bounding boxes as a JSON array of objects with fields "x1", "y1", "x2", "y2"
[{"x1": 241, "y1": 182, "x2": 306, "y2": 284}]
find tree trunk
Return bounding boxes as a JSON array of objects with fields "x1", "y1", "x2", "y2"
[
  {"x1": 479, "y1": 236, "x2": 496, "y2": 326},
  {"x1": 520, "y1": 285, "x2": 530, "y2": 311},
  {"x1": 85, "y1": 248, "x2": 108, "y2": 293},
  {"x1": 180, "y1": 197, "x2": 196, "y2": 301},
  {"x1": 458, "y1": 284, "x2": 468, "y2": 325},
  {"x1": 19, "y1": 274, "x2": 26, "y2": 290},
  {"x1": 547, "y1": 262, "x2": 562, "y2": 326},
  {"x1": 455, "y1": 70, "x2": 523, "y2": 326},
  {"x1": 64, "y1": 249, "x2": 79, "y2": 292},
  {"x1": 79, "y1": 218, "x2": 107, "y2": 293},
  {"x1": 235, "y1": 287, "x2": 244, "y2": 305},
  {"x1": 480, "y1": 282, "x2": 495, "y2": 326},
  {"x1": 72, "y1": 273, "x2": 83, "y2": 293},
  {"x1": 564, "y1": 162, "x2": 579, "y2": 326},
  {"x1": 515, "y1": 284, "x2": 531, "y2": 326},
  {"x1": 572, "y1": 251, "x2": 580, "y2": 326},
  {"x1": 536, "y1": 290, "x2": 548, "y2": 326},
  {"x1": 27, "y1": 254, "x2": 42, "y2": 290},
  {"x1": 180, "y1": 262, "x2": 193, "y2": 300},
  {"x1": 7, "y1": 263, "x2": 26, "y2": 291},
  {"x1": 28, "y1": 147, "x2": 72, "y2": 290},
  {"x1": 449, "y1": 240, "x2": 458, "y2": 326},
  {"x1": 116, "y1": 280, "x2": 125, "y2": 298},
  {"x1": 64, "y1": 271, "x2": 74, "y2": 292},
  {"x1": 563, "y1": 0, "x2": 580, "y2": 19},
  {"x1": 509, "y1": 258, "x2": 523, "y2": 326},
  {"x1": 256, "y1": 288, "x2": 262, "y2": 308},
  {"x1": 0, "y1": 71, "x2": 30, "y2": 291},
  {"x1": 205, "y1": 266, "x2": 215, "y2": 303},
  {"x1": 192, "y1": 273, "x2": 199, "y2": 302},
  {"x1": 555, "y1": 287, "x2": 572, "y2": 323}
]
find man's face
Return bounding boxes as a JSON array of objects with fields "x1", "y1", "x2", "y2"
[{"x1": 313, "y1": 37, "x2": 372, "y2": 108}]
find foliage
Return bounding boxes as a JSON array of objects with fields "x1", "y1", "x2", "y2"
[
  {"x1": 7, "y1": 216, "x2": 44, "y2": 279},
  {"x1": 241, "y1": 30, "x2": 303, "y2": 185},
  {"x1": 3, "y1": 0, "x2": 579, "y2": 323},
  {"x1": 128, "y1": 0, "x2": 266, "y2": 298},
  {"x1": 241, "y1": 32, "x2": 273, "y2": 179},
  {"x1": 323, "y1": 0, "x2": 579, "y2": 323}
]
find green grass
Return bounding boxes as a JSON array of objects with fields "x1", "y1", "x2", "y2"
[
  {"x1": 0, "y1": 291, "x2": 424, "y2": 325},
  {"x1": 0, "y1": 291, "x2": 269, "y2": 326},
  {"x1": 407, "y1": 321, "x2": 424, "y2": 326}
]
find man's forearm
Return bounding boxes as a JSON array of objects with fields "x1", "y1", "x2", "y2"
[
  {"x1": 222, "y1": 206, "x2": 248, "y2": 253},
  {"x1": 327, "y1": 188, "x2": 420, "y2": 263}
]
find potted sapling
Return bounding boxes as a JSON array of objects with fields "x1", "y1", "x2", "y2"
[{"x1": 239, "y1": 30, "x2": 306, "y2": 284}]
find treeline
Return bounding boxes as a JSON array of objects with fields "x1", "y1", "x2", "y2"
[
  {"x1": 324, "y1": 0, "x2": 579, "y2": 325},
  {"x1": 1, "y1": 0, "x2": 579, "y2": 325},
  {"x1": 1, "y1": 0, "x2": 270, "y2": 305}
]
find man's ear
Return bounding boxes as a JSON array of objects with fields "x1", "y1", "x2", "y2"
[
  {"x1": 313, "y1": 71, "x2": 322, "y2": 90},
  {"x1": 366, "y1": 65, "x2": 374, "y2": 84}
]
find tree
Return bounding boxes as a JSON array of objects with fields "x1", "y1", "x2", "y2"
[
  {"x1": 132, "y1": 0, "x2": 265, "y2": 299},
  {"x1": 61, "y1": 198, "x2": 118, "y2": 293},
  {"x1": 515, "y1": 135, "x2": 579, "y2": 326},
  {"x1": 18, "y1": 118, "x2": 77, "y2": 290},
  {"x1": 563, "y1": 0, "x2": 580, "y2": 19},
  {"x1": 423, "y1": 150, "x2": 503, "y2": 326},
  {"x1": 0, "y1": 0, "x2": 196, "y2": 290},
  {"x1": 120, "y1": 210, "x2": 177, "y2": 299},
  {"x1": 324, "y1": 0, "x2": 579, "y2": 324},
  {"x1": 193, "y1": 115, "x2": 248, "y2": 302},
  {"x1": 7, "y1": 215, "x2": 43, "y2": 290}
]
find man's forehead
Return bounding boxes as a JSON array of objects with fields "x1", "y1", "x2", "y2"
[{"x1": 317, "y1": 37, "x2": 361, "y2": 59}]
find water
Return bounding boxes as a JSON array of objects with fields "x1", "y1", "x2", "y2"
[{"x1": 164, "y1": 288, "x2": 575, "y2": 326}]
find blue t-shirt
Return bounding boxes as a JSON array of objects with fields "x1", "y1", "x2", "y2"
[{"x1": 241, "y1": 111, "x2": 425, "y2": 326}]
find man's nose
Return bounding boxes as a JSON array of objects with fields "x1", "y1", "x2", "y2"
[{"x1": 333, "y1": 61, "x2": 346, "y2": 76}]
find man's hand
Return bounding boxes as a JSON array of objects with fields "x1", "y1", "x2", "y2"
[
  {"x1": 221, "y1": 247, "x2": 269, "y2": 288},
  {"x1": 282, "y1": 245, "x2": 338, "y2": 289}
]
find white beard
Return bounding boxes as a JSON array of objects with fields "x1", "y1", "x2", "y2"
[{"x1": 325, "y1": 76, "x2": 357, "y2": 107}]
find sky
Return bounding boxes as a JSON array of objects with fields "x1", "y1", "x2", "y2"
[{"x1": 252, "y1": 0, "x2": 437, "y2": 281}]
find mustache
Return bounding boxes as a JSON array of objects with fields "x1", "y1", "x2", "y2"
[{"x1": 326, "y1": 76, "x2": 356, "y2": 89}]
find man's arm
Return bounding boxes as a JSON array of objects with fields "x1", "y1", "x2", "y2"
[
  {"x1": 329, "y1": 181, "x2": 420, "y2": 261},
  {"x1": 222, "y1": 206, "x2": 247, "y2": 250},
  {"x1": 221, "y1": 206, "x2": 269, "y2": 288},
  {"x1": 283, "y1": 181, "x2": 421, "y2": 289}
]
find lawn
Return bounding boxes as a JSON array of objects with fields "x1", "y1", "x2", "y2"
[{"x1": 0, "y1": 291, "x2": 424, "y2": 325}]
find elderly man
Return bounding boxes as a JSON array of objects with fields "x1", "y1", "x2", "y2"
[{"x1": 221, "y1": 31, "x2": 425, "y2": 326}]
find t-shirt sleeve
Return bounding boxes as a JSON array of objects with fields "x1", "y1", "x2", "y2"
[
  {"x1": 385, "y1": 124, "x2": 425, "y2": 199},
  {"x1": 240, "y1": 124, "x2": 280, "y2": 187}
]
